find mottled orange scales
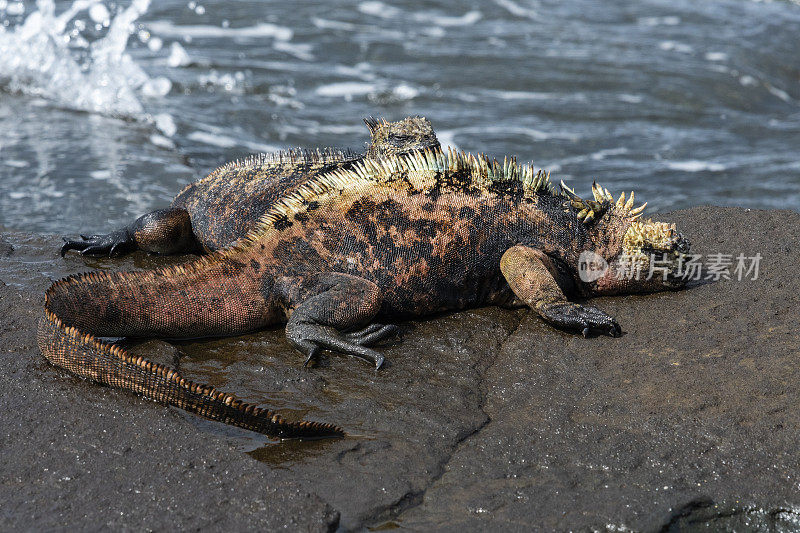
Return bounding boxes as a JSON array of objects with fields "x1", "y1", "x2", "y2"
[
  {"x1": 38, "y1": 308, "x2": 342, "y2": 438},
  {"x1": 43, "y1": 117, "x2": 690, "y2": 439}
]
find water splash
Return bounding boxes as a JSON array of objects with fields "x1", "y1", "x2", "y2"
[{"x1": 0, "y1": 0, "x2": 172, "y2": 123}]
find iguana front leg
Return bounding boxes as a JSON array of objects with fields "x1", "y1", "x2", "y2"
[
  {"x1": 500, "y1": 245, "x2": 621, "y2": 337},
  {"x1": 61, "y1": 208, "x2": 199, "y2": 257},
  {"x1": 276, "y1": 272, "x2": 392, "y2": 369}
]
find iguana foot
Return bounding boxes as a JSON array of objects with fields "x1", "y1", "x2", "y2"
[
  {"x1": 279, "y1": 272, "x2": 386, "y2": 369},
  {"x1": 344, "y1": 323, "x2": 398, "y2": 346},
  {"x1": 298, "y1": 324, "x2": 396, "y2": 368},
  {"x1": 290, "y1": 324, "x2": 386, "y2": 369},
  {"x1": 539, "y1": 302, "x2": 621, "y2": 337},
  {"x1": 61, "y1": 229, "x2": 133, "y2": 257},
  {"x1": 61, "y1": 208, "x2": 197, "y2": 258}
]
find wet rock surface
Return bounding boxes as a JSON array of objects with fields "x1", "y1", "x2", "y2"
[
  {"x1": 0, "y1": 236, "x2": 12, "y2": 256},
  {"x1": 1, "y1": 206, "x2": 798, "y2": 531}
]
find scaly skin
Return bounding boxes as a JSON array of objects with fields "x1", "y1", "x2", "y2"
[
  {"x1": 37, "y1": 307, "x2": 341, "y2": 437},
  {"x1": 61, "y1": 116, "x2": 440, "y2": 256},
  {"x1": 43, "y1": 145, "x2": 691, "y2": 439}
]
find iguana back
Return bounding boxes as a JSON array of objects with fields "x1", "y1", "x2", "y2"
[
  {"x1": 44, "y1": 134, "x2": 691, "y2": 441},
  {"x1": 61, "y1": 117, "x2": 440, "y2": 255}
]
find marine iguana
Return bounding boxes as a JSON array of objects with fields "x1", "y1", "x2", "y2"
[
  {"x1": 41, "y1": 145, "x2": 691, "y2": 439},
  {"x1": 60, "y1": 116, "x2": 440, "y2": 257}
]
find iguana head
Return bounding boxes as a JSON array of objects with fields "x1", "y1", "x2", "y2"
[
  {"x1": 562, "y1": 181, "x2": 691, "y2": 295},
  {"x1": 364, "y1": 116, "x2": 441, "y2": 159}
]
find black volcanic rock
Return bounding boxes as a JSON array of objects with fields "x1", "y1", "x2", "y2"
[{"x1": 1, "y1": 207, "x2": 798, "y2": 531}]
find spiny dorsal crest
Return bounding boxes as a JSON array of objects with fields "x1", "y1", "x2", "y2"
[
  {"x1": 363, "y1": 116, "x2": 389, "y2": 135},
  {"x1": 560, "y1": 180, "x2": 647, "y2": 224},
  {"x1": 76, "y1": 149, "x2": 558, "y2": 287},
  {"x1": 234, "y1": 148, "x2": 557, "y2": 251},
  {"x1": 213, "y1": 147, "x2": 359, "y2": 175},
  {"x1": 319, "y1": 147, "x2": 554, "y2": 195}
]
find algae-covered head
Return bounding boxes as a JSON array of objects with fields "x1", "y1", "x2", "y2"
[{"x1": 563, "y1": 181, "x2": 692, "y2": 295}]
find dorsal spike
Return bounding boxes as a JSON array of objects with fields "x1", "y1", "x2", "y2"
[
  {"x1": 629, "y1": 202, "x2": 647, "y2": 216},
  {"x1": 625, "y1": 191, "x2": 635, "y2": 211},
  {"x1": 560, "y1": 180, "x2": 580, "y2": 201},
  {"x1": 592, "y1": 181, "x2": 604, "y2": 202}
]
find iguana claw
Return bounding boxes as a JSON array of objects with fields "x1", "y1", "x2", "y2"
[
  {"x1": 344, "y1": 324, "x2": 399, "y2": 346},
  {"x1": 302, "y1": 345, "x2": 321, "y2": 368},
  {"x1": 540, "y1": 302, "x2": 621, "y2": 338},
  {"x1": 61, "y1": 229, "x2": 133, "y2": 257}
]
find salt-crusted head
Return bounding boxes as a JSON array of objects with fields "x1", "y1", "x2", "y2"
[
  {"x1": 562, "y1": 181, "x2": 691, "y2": 295},
  {"x1": 364, "y1": 116, "x2": 441, "y2": 159}
]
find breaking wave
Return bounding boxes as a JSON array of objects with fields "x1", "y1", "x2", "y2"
[{"x1": 0, "y1": 0, "x2": 173, "y2": 130}]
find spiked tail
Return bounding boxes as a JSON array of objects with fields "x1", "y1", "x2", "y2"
[{"x1": 38, "y1": 262, "x2": 344, "y2": 439}]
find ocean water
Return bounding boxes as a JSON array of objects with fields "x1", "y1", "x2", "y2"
[{"x1": 1, "y1": 0, "x2": 799, "y2": 234}]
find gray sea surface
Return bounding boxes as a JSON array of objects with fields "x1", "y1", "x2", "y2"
[{"x1": 1, "y1": 0, "x2": 799, "y2": 234}]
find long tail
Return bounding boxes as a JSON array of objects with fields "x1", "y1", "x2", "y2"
[{"x1": 38, "y1": 265, "x2": 343, "y2": 439}]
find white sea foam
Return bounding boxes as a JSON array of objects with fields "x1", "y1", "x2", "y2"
[
  {"x1": 485, "y1": 89, "x2": 560, "y2": 101},
  {"x1": 141, "y1": 77, "x2": 172, "y2": 98},
  {"x1": 198, "y1": 70, "x2": 246, "y2": 93},
  {"x1": 90, "y1": 169, "x2": 112, "y2": 179},
  {"x1": 311, "y1": 17, "x2": 357, "y2": 31},
  {"x1": 167, "y1": 42, "x2": 191, "y2": 67},
  {"x1": 315, "y1": 124, "x2": 365, "y2": 135},
  {"x1": 492, "y1": 0, "x2": 539, "y2": 20},
  {"x1": 315, "y1": 82, "x2": 378, "y2": 98},
  {"x1": 766, "y1": 84, "x2": 791, "y2": 102},
  {"x1": 618, "y1": 94, "x2": 644, "y2": 104},
  {"x1": 333, "y1": 63, "x2": 376, "y2": 81},
  {"x1": 188, "y1": 131, "x2": 238, "y2": 148},
  {"x1": 425, "y1": 11, "x2": 482, "y2": 27},
  {"x1": 153, "y1": 114, "x2": 177, "y2": 137},
  {"x1": 739, "y1": 75, "x2": 758, "y2": 87},
  {"x1": 666, "y1": 161, "x2": 726, "y2": 172},
  {"x1": 436, "y1": 125, "x2": 579, "y2": 152},
  {"x1": 149, "y1": 134, "x2": 176, "y2": 149},
  {"x1": 358, "y1": 0, "x2": 480, "y2": 27},
  {"x1": 5, "y1": 2, "x2": 25, "y2": 16},
  {"x1": 0, "y1": 0, "x2": 153, "y2": 118},
  {"x1": 357, "y1": 1, "x2": 401, "y2": 19},
  {"x1": 187, "y1": 131, "x2": 281, "y2": 153},
  {"x1": 147, "y1": 21, "x2": 293, "y2": 41},
  {"x1": 501, "y1": 126, "x2": 580, "y2": 142},
  {"x1": 0, "y1": 0, "x2": 182, "y2": 145},
  {"x1": 392, "y1": 83, "x2": 419, "y2": 100},
  {"x1": 88, "y1": 3, "x2": 110, "y2": 25},
  {"x1": 314, "y1": 80, "x2": 419, "y2": 103},
  {"x1": 273, "y1": 41, "x2": 315, "y2": 61},
  {"x1": 422, "y1": 27, "x2": 446, "y2": 38},
  {"x1": 638, "y1": 16, "x2": 680, "y2": 26},
  {"x1": 590, "y1": 148, "x2": 629, "y2": 160},
  {"x1": 704, "y1": 52, "x2": 728, "y2": 62},
  {"x1": 659, "y1": 41, "x2": 693, "y2": 54},
  {"x1": 547, "y1": 147, "x2": 630, "y2": 170}
]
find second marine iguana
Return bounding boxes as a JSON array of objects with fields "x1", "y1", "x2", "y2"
[
  {"x1": 60, "y1": 116, "x2": 440, "y2": 257},
  {"x1": 41, "y1": 148, "x2": 691, "y2": 439}
]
